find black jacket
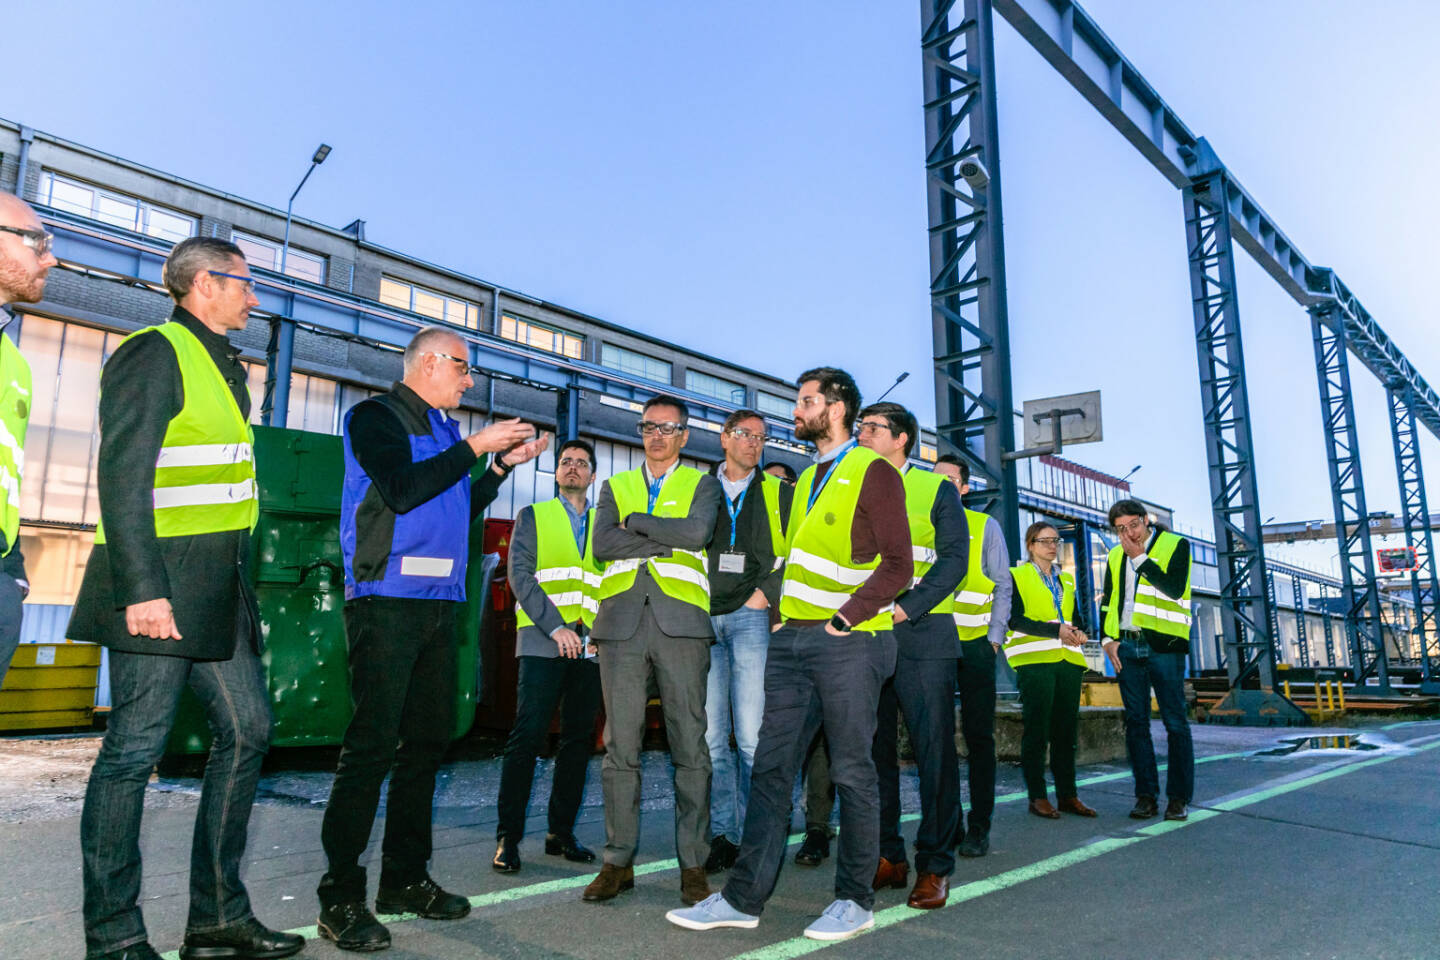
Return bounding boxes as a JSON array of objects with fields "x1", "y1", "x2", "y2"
[
  {"x1": 68, "y1": 308, "x2": 261, "y2": 661},
  {"x1": 1098, "y1": 530, "x2": 1192, "y2": 654},
  {"x1": 706, "y1": 467, "x2": 793, "y2": 616},
  {"x1": 893, "y1": 475, "x2": 969, "y2": 659}
]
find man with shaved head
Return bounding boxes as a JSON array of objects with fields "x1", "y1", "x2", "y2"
[
  {"x1": 0, "y1": 193, "x2": 52, "y2": 688},
  {"x1": 316, "y1": 325, "x2": 548, "y2": 952}
]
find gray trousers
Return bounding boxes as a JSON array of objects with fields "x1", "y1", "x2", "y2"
[
  {"x1": 0, "y1": 571, "x2": 22, "y2": 690},
  {"x1": 594, "y1": 602, "x2": 711, "y2": 869}
]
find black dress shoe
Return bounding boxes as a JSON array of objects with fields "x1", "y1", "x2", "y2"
[
  {"x1": 95, "y1": 945, "x2": 163, "y2": 960},
  {"x1": 1164, "y1": 798, "x2": 1189, "y2": 821},
  {"x1": 318, "y1": 901, "x2": 391, "y2": 952},
  {"x1": 703, "y1": 834, "x2": 739, "y2": 874},
  {"x1": 793, "y1": 826, "x2": 830, "y2": 866},
  {"x1": 493, "y1": 837, "x2": 522, "y2": 872},
  {"x1": 957, "y1": 825, "x2": 990, "y2": 858},
  {"x1": 1129, "y1": 795, "x2": 1159, "y2": 819},
  {"x1": 179, "y1": 918, "x2": 304, "y2": 959},
  {"x1": 545, "y1": 832, "x2": 597, "y2": 863},
  {"x1": 376, "y1": 876, "x2": 471, "y2": 919}
]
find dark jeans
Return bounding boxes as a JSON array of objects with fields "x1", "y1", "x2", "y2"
[
  {"x1": 956, "y1": 638, "x2": 997, "y2": 832},
  {"x1": 802, "y1": 731, "x2": 834, "y2": 829},
  {"x1": 0, "y1": 570, "x2": 21, "y2": 690},
  {"x1": 1117, "y1": 648, "x2": 1194, "y2": 802},
  {"x1": 318, "y1": 596, "x2": 457, "y2": 908},
  {"x1": 496, "y1": 653, "x2": 602, "y2": 842},
  {"x1": 723, "y1": 624, "x2": 896, "y2": 916},
  {"x1": 81, "y1": 643, "x2": 272, "y2": 958},
  {"x1": 1014, "y1": 661, "x2": 1084, "y2": 801},
  {"x1": 875, "y1": 656, "x2": 960, "y2": 876}
]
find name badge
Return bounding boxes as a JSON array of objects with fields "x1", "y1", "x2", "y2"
[{"x1": 718, "y1": 552, "x2": 746, "y2": 574}]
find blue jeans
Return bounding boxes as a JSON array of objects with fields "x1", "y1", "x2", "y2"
[
  {"x1": 81, "y1": 643, "x2": 272, "y2": 958},
  {"x1": 0, "y1": 571, "x2": 21, "y2": 690},
  {"x1": 1117, "y1": 647, "x2": 1193, "y2": 803},
  {"x1": 705, "y1": 605, "x2": 770, "y2": 842}
]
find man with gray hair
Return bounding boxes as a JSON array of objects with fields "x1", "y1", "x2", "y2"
[
  {"x1": 317, "y1": 324, "x2": 547, "y2": 952},
  {"x1": 71, "y1": 237, "x2": 303, "y2": 960},
  {"x1": 0, "y1": 193, "x2": 52, "y2": 688}
]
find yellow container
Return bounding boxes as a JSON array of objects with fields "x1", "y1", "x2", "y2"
[{"x1": 0, "y1": 643, "x2": 101, "y2": 731}]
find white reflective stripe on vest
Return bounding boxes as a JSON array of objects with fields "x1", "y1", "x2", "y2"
[
  {"x1": 583, "y1": 571, "x2": 604, "y2": 589},
  {"x1": 955, "y1": 589, "x2": 992, "y2": 605},
  {"x1": 954, "y1": 610, "x2": 992, "y2": 627},
  {"x1": 1136, "y1": 602, "x2": 1192, "y2": 626},
  {"x1": 0, "y1": 419, "x2": 24, "y2": 474},
  {"x1": 399, "y1": 556, "x2": 456, "y2": 578},
  {"x1": 649, "y1": 561, "x2": 710, "y2": 594},
  {"x1": 1004, "y1": 635, "x2": 1065, "y2": 659},
  {"x1": 152, "y1": 478, "x2": 257, "y2": 510},
  {"x1": 912, "y1": 545, "x2": 937, "y2": 565},
  {"x1": 545, "y1": 590, "x2": 586, "y2": 609},
  {"x1": 787, "y1": 547, "x2": 872, "y2": 586},
  {"x1": 535, "y1": 566, "x2": 586, "y2": 584},
  {"x1": 603, "y1": 558, "x2": 642, "y2": 578},
  {"x1": 0, "y1": 466, "x2": 17, "y2": 505},
  {"x1": 581, "y1": 595, "x2": 601, "y2": 614},
  {"x1": 782, "y1": 579, "x2": 854, "y2": 610},
  {"x1": 155, "y1": 442, "x2": 254, "y2": 469},
  {"x1": 772, "y1": 556, "x2": 784, "y2": 572}
]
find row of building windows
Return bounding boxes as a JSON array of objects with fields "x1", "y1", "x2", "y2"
[{"x1": 33, "y1": 170, "x2": 791, "y2": 418}]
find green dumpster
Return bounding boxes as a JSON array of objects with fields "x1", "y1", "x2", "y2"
[{"x1": 166, "y1": 425, "x2": 484, "y2": 754}]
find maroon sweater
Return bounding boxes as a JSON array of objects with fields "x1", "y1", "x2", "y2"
[{"x1": 792, "y1": 456, "x2": 913, "y2": 628}]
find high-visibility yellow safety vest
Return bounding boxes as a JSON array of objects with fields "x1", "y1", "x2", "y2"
[
  {"x1": 515, "y1": 497, "x2": 604, "y2": 630},
  {"x1": 953, "y1": 508, "x2": 996, "y2": 640},
  {"x1": 1004, "y1": 561, "x2": 1086, "y2": 668},
  {"x1": 902, "y1": 467, "x2": 954, "y2": 618},
  {"x1": 780, "y1": 444, "x2": 896, "y2": 633},
  {"x1": 1102, "y1": 530, "x2": 1193, "y2": 640},
  {"x1": 597, "y1": 464, "x2": 710, "y2": 613},
  {"x1": 758, "y1": 472, "x2": 786, "y2": 570},
  {"x1": 0, "y1": 332, "x2": 31, "y2": 557},
  {"x1": 95, "y1": 322, "x2": 257, "y2": 544}
]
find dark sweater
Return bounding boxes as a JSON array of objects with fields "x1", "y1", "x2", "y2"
[{"x1": 706, "y1": 466, "x2": 793, "y2": 616}]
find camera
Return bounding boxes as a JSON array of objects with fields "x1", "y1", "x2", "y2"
[{"x1": 959, "y1": 156, "x2": 989, "y2": 190}]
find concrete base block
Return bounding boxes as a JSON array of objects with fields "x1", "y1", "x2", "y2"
[{"x1": 893, "y1": 701, "x2": 1127, "y2": 766}]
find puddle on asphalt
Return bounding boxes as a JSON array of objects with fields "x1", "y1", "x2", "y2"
[{"x1": 1254, "y1": 735, "x2": 1381, "y2": 757}]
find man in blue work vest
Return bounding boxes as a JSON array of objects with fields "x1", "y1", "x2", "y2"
[
  {"x1": 0, "y1": 192, "x2": 49, "y2": 689},
  {"x1": 317, "y1": 326, "x2": 547, "y2": 953}
]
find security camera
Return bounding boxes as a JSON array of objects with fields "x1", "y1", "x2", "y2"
[{"x1": 959, "y1": 157, "x2": 989, "y2": 190}]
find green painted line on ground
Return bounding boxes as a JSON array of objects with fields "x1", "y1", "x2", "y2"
[
  {"x1": 724, "y1": 738, "x2": 1440, "y2": 960},
  {"x1": 155, "y1": 744, "x2": 1264, "y2": 957}
]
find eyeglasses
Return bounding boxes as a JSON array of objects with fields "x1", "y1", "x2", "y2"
[
  {"x1": 425, "y1": 351, "x2": 470, "y2": 371},
  {"x1": 207, "y1": 270, "x2": 256, "y2": 294},
  {"x1": 0, "y1": 226, "x2": 55, "y2": 258},
  {"x1": 557, "y1": 456, "x2": 592, "y2": 469},
  {"x1": 796, "y1": 395, "x2": 829, "y2": 410},
  {"x1": 638, "y1": 421, "x2": 685, "y2": 437},
  {"x1": 1114, "y1": 517, "x2": 1148, "y2": 534},
  {"x1": 726, "y1": 427, "x2": 766, "y2": 443},
  {"x1": 855, "y1": 420, "x2": 894, "y2": 435},
  {"x1": 1033, "y1": 537, "x2": 1063, "y2": 545}
]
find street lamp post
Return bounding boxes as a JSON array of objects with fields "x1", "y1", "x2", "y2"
[{"x1": 264, "y1": 143, "x2": 331, "y2": 428}]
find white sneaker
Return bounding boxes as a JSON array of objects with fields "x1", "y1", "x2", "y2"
[
  {"x1": 803, "y1": 899, "x2": 874, "y2": 941},
  {"x1": 666, "y1": 892, "x2": 760, "y2": 931}
]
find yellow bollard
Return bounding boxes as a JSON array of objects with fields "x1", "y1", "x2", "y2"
[
  {"x1": 1283, "y1": 679, "x2": 1291, "y2": 702},
  {"x1": 1337, "y1": 682, "x2": 1346, "y2": 712}
]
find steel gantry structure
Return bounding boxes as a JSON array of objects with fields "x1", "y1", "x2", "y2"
[{"x1": 923, "y1": 0, "x2": 1440, "y2": 716}]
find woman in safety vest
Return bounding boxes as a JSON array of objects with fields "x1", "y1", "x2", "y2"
[{"x1": 1004, "y1": 521, "x2": 1097, "y2": 820}]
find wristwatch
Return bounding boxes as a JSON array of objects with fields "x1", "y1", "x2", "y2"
[{"x1": 829, "y1": 614, "x2": 851, "y2": 634}]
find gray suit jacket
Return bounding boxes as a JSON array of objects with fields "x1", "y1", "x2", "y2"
[
  {"x1": 507, "y1": 500, "x2": 589, "y2": 658},
  {"x1": 590, "y1": 470, "x2": 722, "y2": 641}
]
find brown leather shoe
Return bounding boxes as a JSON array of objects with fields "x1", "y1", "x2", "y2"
[
  {"x1": 906, "y1": 872, "x2": 949, "y2": 909},
  {"x1": 1057, "y1": 796, "x2": 1098, "y2": 817},
  {"x1": 1028, "y1": 798, "x2": 1061, "y2": 820},
  {"x1": 679, "y1": 866, "x2": 711, "y2": 905},
  {"x1": 581, "y1": 864, "x2": 634, "y2": 902},
  {"x1": 873, "y1": 856, "x2": 909, "y2": 890}
]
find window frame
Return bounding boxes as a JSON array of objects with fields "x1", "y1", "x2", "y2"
[
  {"x1": 599, "y1": 343, "x2": 672, "y2": 385},
  {"x1": 232, "y1": 229, "x2": 327, "y2": 284},
  {"x1": 36, "y1": 170, "x2": 197, "y2": 243}
]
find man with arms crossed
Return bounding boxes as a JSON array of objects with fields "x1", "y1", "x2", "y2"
[
  {"x1": 582, "y1": 395, "x2": 722, "y2": 907},
  {"x1": 668, "y1": 366, "x2": 911, "y2": 942}
]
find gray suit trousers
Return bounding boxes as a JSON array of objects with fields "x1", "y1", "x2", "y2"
[{"x1": 595, "y1": 601, "x2": 712, "y2": 869}]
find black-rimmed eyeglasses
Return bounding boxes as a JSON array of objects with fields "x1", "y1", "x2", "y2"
[
  {"x1": 638, "y1": 421, "x2": 685, "y2": 437},
  {"x1": 0, "y1": 226, "x2": 54, "y2": 258}
]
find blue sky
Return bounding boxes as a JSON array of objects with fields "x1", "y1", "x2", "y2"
[{"x1": 8, "y1": 0, "x2": 1438, "y2": 572}]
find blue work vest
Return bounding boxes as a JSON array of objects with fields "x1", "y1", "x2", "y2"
[{"x1": 341, "y1": 400, "x2": 471, "y2": 602}]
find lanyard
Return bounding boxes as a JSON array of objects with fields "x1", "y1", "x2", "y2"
[
  {"x1": 646, "y1": 473, "x2": 665, "y2": 514},
  {"x1": 725, "y1": 480, "x2": 751, "y2": 551},
  {"x1": 807, "y1": 440, "x2": 856, "y2": 515},
  {"x1": 1035, "y1": 562, "x2": 1064, "y2": 616}
]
